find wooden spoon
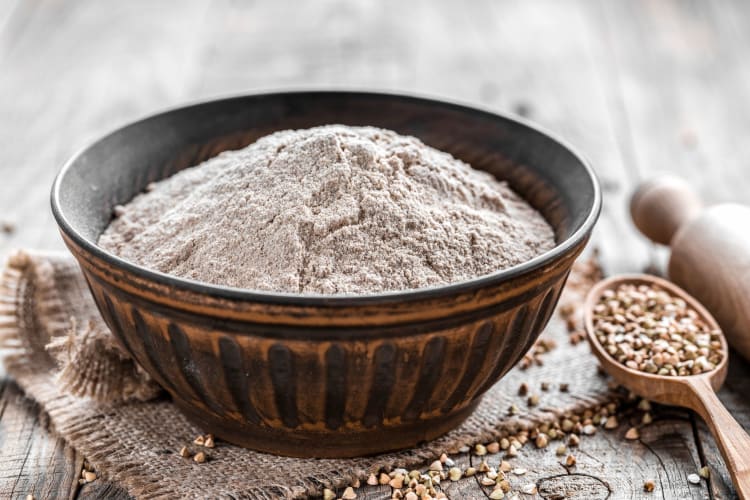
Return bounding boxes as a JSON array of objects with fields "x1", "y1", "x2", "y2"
[{"x1": 584, "y1": 274, "x2": 750, "y2": 499}]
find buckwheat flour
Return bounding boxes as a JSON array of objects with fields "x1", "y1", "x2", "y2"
[{"x1": 99, "y1": 125, "x2": 555, "y2": 294}]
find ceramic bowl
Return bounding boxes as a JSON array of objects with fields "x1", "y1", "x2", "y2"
[{"x1": 51, "y1": 91, "x2": 600, "y2": 457}]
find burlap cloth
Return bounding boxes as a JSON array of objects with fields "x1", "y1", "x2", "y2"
[{"x1": 0, "y1": 250, "x2": 612, "y2": 499}]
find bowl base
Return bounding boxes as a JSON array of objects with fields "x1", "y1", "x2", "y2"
[{"x1": 173, "y1": 397, "x2": 481, "y2": 458}]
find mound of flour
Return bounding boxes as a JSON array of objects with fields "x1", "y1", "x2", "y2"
[{"x1": 99, "y1": 125, "x2": 555, "y2": 294}]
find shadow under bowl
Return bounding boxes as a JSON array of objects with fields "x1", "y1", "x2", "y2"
[{"x1": 51, "y1": 91, "x2": 600, "y2": 457}]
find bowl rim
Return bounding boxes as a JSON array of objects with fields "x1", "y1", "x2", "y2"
[{"x1": 51, "y1": 89, "x2": 601, "y2": 306}]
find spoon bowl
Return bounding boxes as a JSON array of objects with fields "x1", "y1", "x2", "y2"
[
  {"x1": 584, "y1": 274, "x2": 728, "y2": 405},
  {"x1": 584, "y1": 274, "x2": 749, "y2": 498}
]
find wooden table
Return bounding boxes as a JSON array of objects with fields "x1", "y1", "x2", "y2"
[{"x1": 1, "y1": 1, "x2": 749, "y2": 498}]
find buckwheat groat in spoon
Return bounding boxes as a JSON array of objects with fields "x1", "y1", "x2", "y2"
[{"x1": 584, "y1": 274, "x2": 750, "y2": 498}]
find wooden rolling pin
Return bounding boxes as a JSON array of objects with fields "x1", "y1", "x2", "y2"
[{"x1": 630, "y1": 176, "x2": 750, "y2": 361}]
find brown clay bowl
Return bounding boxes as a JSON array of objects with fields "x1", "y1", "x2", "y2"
[{"x1": 51, "y1": 91, "x2": 600, "y2": 457}]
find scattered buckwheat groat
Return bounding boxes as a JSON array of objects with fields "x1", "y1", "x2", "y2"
[
  {"x1": 0, "y1": 219, "x2": 15, "y2": 234},
  {"x1": 78, "y1": 460, "x2": 97, "y2": 485},
  {"x1": 518, "y1": 338, "x2": 557, "y2": 369},
  {"x1": 489, "y1": 489, "x2": 505, "y2": 499},
  {"x1": 559, "y1": 253, "x2": 604, "y2": 345},
  {"x1": 338, "y1": 394, "x2": 663, "y2": 499},
  {"x1": 521, "y1": 483, "x2": 538, "y2": 495},
  {"x1": 592, "y1": 284, "x2": 724, "y2": 376},
  {"x1": 624, "y1": 427, "x2": 640, "y2": 440}
]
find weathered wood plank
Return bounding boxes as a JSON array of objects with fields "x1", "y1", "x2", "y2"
[
  {"x1": 76, "y1": 481, "x2": 131, "y2": 500},
  {"x1": 531, "y1": 410, "x2": 708, "y2": 499},
  {"x1": 0, "y1": 381, "x2": 83, "y2": 500}
]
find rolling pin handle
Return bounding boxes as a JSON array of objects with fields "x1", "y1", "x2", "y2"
[{"x1": 630, "y1": 175, "x2": 703, "y2": 245}]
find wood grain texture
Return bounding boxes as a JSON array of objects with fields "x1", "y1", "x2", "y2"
[
  {"x1": 76, "y1": 481, "x2": 130, "y2": 500},
  {"x1": 1, "y1": 0, "x2": 750, "y2": 498},
  {"x1": 0, "y1": 381, "x2": 83, "y2": 500}
]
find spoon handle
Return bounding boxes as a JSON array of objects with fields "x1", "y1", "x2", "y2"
[{"x1": 688, "y1": 377, "x2": 750, "y2": 499}]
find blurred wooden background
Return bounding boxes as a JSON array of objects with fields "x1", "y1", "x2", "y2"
[{"x1": 1, "y1": 0, "x2": 749, "y2": 498}]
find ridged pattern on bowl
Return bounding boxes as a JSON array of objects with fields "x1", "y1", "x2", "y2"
[{"x1": 70, "y1": 232, "x2": 577, "y2": 456}]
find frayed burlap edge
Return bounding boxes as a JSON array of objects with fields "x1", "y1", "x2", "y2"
[
  {"x1": 0, "y1": 251, "x2": 61, "y2": 374},
  {"x1": 1, "y1": 250, "x2": 161, "y2": 404}
]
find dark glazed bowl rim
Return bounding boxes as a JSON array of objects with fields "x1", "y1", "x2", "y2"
[{"x1": 51, "y1": 90, "x2": 601, "y2": 307}]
